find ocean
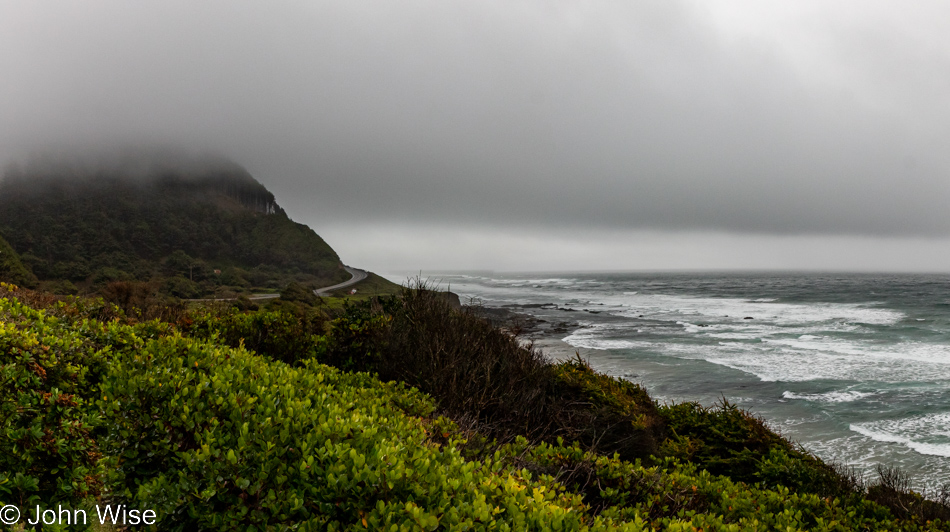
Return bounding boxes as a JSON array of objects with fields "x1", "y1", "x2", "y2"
[{"x1": 414, "y1": 271, "x2": 950, "y2": 491}]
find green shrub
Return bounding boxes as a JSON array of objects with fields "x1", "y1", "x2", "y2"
[
  {"x1": 549, "y1": 357, "x2": 663, "y2": 461},
  {"x1": 491, "y1": 438, "x2": 924, "y2": 531},
  {"x1": 658, "y1": 399, "x2": 797, "y2": 483},
  {"x1": 163, "y1": 276, "x2": 200, "y2": 299},
  {"x1": 98, "y1": 332, "x2": 649, "y2": 530},
  {"x1": 657, "y1": 399, "x2": 871, "y2": 505},
  {"x1": 0, "y1": 294, "x2": 108, "y2": 508},
  {"x1": 279, "y1": 281, "x2": 318, "y2": 305},
  {"x1": 185, "y1": 306, "x2": 328, "y2": 366}
]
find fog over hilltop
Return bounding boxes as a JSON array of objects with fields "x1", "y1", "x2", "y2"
[{"x1": 3, "y1": 1, "x2": 950, "y2": 271}]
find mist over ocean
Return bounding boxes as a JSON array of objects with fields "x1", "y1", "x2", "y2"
[{"x1": 422, "y1": 271, "x2": 950, "y2": 490}]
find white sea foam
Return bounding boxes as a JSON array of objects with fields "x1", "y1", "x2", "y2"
[
  {"x1": 850, "y1": 413, "x2": 950, "y2": 457},
  {"x1": 559, "y1": 301, "x2": 950, "y2": 382},
  {"x1": 567, "y1": 338, "x2": 645, "y2": 350},
  {"x1": 562, "y1": 323, "x2": 650, "y2": 351},
  {"x1": 782, "y1": 390, "x2": 876, "y2": 403},
  {"x1": 599, "y1": 293, "x2": 904, "y2": 326},
  {"x1": 493, "y1": 277, "x2": 578, "y2": 287},
  {"x1": 562, "y1": 328, "x2": 950, "y2": 382},
  {"x1": 701, "y1": 342, "x2": 950, "y2": 382}
]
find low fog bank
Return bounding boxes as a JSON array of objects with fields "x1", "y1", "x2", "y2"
[
  {"x1": 1, "y1": 146, "x2": 247, "y2": 185},
  {"x1": 316, "y1": 222, "x2": 950, "y2": 274}
]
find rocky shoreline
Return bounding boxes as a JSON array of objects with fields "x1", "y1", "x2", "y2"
[
  {"x1": 467, "y1": 302, "x2": 579, "y2": 336},
  {"x1": 465, "y1": 302, "x2": 598, "y2": 364}
]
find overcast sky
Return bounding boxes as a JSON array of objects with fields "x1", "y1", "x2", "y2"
[{"x1": 4, "y1": 1, "x2": 950, "y2": 273}]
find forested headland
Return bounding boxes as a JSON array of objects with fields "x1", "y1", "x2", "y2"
[{"x1": 0, "y1": 152, "x2": 347, "y2": 299}]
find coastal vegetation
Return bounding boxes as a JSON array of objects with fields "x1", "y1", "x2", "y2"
[{"x1": 1, "y1": 280, "x2": 949, "y2": 531}]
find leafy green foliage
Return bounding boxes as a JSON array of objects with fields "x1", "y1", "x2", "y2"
[
  {"x1": 279, "y1": 281, "x2": 318, "y2": 305},
  {"x1": 0, "y1": 289, "x2": 108, "y2": 508},
  {"x1": 97, "y1": 326, "x2": 642, "y2": 530},
  {"x1": 549, "y1": 357, "x2": 664, "y2": 460},
  {"x1": 185, "y1": 305, "x2": 329, "y2": 366},
  {"x1": 658, "y1": 399, "x2": 864, "y2": 501},
  {"x1": 498, "y1": 438, "x2": 915, "y2": 531},
  {"x1": 658, "y1": 400, "x2": 794, "y2": 483}
]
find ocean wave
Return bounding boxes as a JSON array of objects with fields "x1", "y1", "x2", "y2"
[
  {"x1": 850, "y1": 413, "x2": 950, "y2": 457},
  {"x1": 598, "y1": 293, "x2": 904, "y2": 326},
  {"x1": 563, "y1": 338, "x2": 646, "y2": 350},
  {"x1": 782, "y1": 390, "x2": 876, "y2": 403},
  {"x1": 492, "y1": 277, "x2": 577, "y2": 287},
  {"x1": 608, "y1": 336, "x2": 950, "y2": 382},
  {"x1": 561, "y1": 318, "x2": 950, "y2": 382}
]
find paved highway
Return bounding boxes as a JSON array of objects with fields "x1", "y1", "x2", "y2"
[
  {"x1": 314, "y1": 266, "x2": 368, "y2": 296},
  {"x1": 187, "y1": 265, "x2": 368, "y2": 301}
]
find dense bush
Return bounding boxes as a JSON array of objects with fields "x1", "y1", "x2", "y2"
[
  {"x1": 185, "y1": 305, "x2": 328, "y2": 366},
  {"x1": 491, "y1": 438, "x2": 914, "y2": 531},
  {"x1": 0, "y1": 290, "x2": 109, "y2": 508},
  {"x1": 322, "y1": 288, "x2": 664, "y2": 462},
  {"x1": 658, "y1": 400, "x2": 872, "y2": 504},
  {"x1": 866, "y1": 465, "x2": 950, "y2": 523},
  {"x1": 101, "y1": 280, "x2": 187, "y2": 322},
  {"x1": 279, "y1": 281, "x2": 319, "y2": 305},
  {"x1": 98, "y1": 329, "x2": 648, "y2": 530}
]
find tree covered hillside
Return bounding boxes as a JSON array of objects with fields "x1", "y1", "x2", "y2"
[
  {"x1": 0, "y1": 153, "x2": 347, "y2": 296},
  {"x1": 0, "y1": 234, "x2": 37, "y2": 289}
]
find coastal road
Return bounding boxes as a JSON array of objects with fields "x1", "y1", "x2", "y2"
[
  {"x1": 314, "y1": 266, "x2": 368, "y2": 297},
  {"x1": 186, "y1": 265, "x2": 368, "y2": 302}
]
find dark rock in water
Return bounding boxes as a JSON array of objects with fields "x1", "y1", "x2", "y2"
[
  {"x1": 468, "y1": 305, "x2": 511, "y2": 320},
  {"x1": 744, "y1": 316, "x2": 754, "y2": 320},
  {"x1": 550, "y1": 320, "x2": 578, "y2": 333}
]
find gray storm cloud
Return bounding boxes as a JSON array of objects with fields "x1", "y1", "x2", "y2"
[{"x1": 2, "y1": 0, "x2": 949, "y2": 242}]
